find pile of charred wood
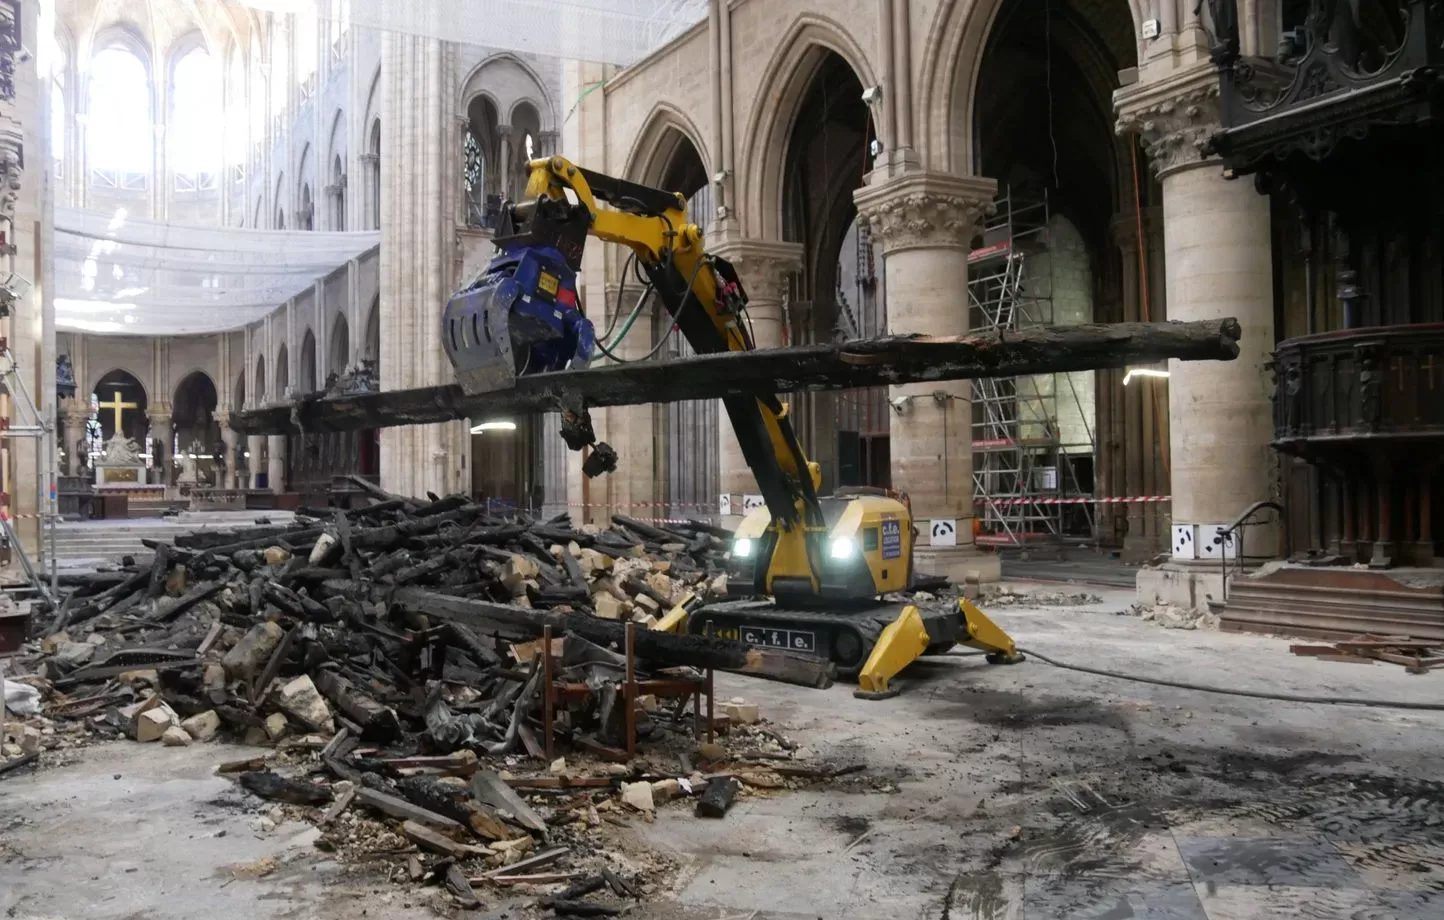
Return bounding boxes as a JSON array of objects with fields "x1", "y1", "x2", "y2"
[
  {"x1": 22, "y1": 478, "x2": 830, "y2": 750},
  {"x1": 0, "y1": 482, "x2": 851, "y2": 909}
]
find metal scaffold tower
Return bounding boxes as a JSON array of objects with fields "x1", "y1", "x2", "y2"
[{"x1": 968, "y1": 188, "x2": 1097, "y2": 545}]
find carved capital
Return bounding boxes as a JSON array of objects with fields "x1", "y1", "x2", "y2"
[
  {"x1": 0, "y1": 124, "x2": 21, "y2": 224},
  {"x1": 709, "y1": 239, "x2": 804, "y2": 306},
  {"x1": 852, "y1": 171, "x2": 997, "y2": 255},
  {"x1": 1115, "y1": 65, "x2": 1222, "y2": 179}
]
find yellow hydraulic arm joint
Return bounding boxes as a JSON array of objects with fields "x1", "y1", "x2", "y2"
[
  {"x1": 854, "y1": 605, "x2": 932, "y2": 700},
  {"x1": 960, "y1": 598, "x2": 1025, "y2": 664}
]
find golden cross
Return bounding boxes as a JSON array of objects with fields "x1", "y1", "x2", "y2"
[{"x1": 97, "y1": 390, "x2": 138, "y2": 432}]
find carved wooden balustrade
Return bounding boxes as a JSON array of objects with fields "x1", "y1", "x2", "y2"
[{"x1": 1273, "y1": 324, "x2": 1444, "y2": 566}]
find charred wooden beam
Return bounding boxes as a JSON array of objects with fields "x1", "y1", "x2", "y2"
[
  {"x1": 387, "y1": 586, "x2": 834, "y2": 689},
  {"x1": 229, "y1": 320, "x2": 1241, "y2": 435}
]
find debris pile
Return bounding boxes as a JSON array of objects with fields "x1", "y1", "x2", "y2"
[
  {"x1": 983, "y1": 584, "x2": 1104, "y2": 608},
  {"x1": 1127, "y1": 603, "x2": 1219, "y2": 630},
  {"x1": 1290, "y1": 635, "x2": 1444, "y2": 673},
  {"x1": 0, "y1": 481, "x2": 855, "y2": 909}
]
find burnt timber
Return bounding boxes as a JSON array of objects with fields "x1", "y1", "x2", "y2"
[{"x1": 230, "y1": 319, "x2": 1241, "y2": 436}]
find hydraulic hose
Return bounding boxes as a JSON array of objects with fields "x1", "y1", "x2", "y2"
[{"x1": 1009, "y1": 645, "x2": 1444, "y2": 712}]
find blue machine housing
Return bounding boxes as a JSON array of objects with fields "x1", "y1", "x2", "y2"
[{"x1": 442, "y1": 242, "x2": 595, "y2": 395}]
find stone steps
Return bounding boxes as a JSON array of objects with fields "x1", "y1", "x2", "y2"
[{"x1": 50, "y1": 512, "x2": 297, "y2": 566}]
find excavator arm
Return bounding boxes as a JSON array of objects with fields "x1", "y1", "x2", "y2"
[{"x1": 444, "y1": 156, "x2": 831, "y2": 594}]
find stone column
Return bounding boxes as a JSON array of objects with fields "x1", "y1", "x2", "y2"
[
  {"x1": 62, "y1": 400, "x2": 91, "y2": 476},
  {"x1": 378, "y1": 33, "x2": 468, "y2": 499},
  {"x1": 709, "y1": 239, "x2": 803, "y2": 526},
  {"x1": 217, "y1": 412, "x2": 239, "y2": 489},
  {"x1": 246, "y1": 435, "x2": 263, "y2": 489},
  {"x1": 1109, "y1": 207, "x2": 1170, "y2": 561},
  {"x1": 497, "y1": 125, "x2": 512, "y2": 199},
  {"x1": 267, "y1": 435, "x2": 287, "y2": 494},
  {"x1": 1118, "y1": 66, "x2": 1277, "y2": 610},
  {"x1": 855, "y1": 171, "x2": 1000, "y2": 582},
  {"x1": 146, "y1": 406, "x2": 172, "y2": 485}
]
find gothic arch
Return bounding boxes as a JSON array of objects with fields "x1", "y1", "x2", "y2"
[
  {"x1": 329, "y1": 312, "x2": 350, "y2": 374},
  {"x1": 621, "y1": 102, "x2": 711, "y2": 190},
  {"x1": 458, "y1": 52, "x2": 556, "y2": 129},
  {"x1": 617, "y1": 103, "x2": 711, "y2": 280},
  {"x1": 254, "y1": 353, "x2": 267, "y2": 401},
  {"x1": 275, "y1": 343, "x2": 290, "y2": 395},
  {"x1": 165, "y1": 28, "x2": 214, "y2": 82},
  {"x1": 918, "y1": 0, "x2": 1144, "y2": 174},
  {"x1": 300, "y1": 328, "x2": 317, "y2": 392},
  {"x1": 735, "y1": 14, "x2": 879, "y2": 240},
  {"x1": 86, "y1": 365, "x2": 150, "y2": 404},
  {"x1": 83, "y1": 21, "x2": 153, "y2": 73}
]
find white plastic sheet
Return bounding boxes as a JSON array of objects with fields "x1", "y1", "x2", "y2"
[
  {"x1": 3, "y1": 678, "x2": 42, "y2": 716},
  {"x1": 55, "y1": 206, "x2": 379, "y2": 336},
  {"x1": 241, "y1": 0, "x2": 709, "y2": 66}
]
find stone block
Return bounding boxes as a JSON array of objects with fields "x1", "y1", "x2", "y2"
[
  {"x1": 621, "y1": 781, "x2": 654, "y2": 812},
  {"x1": 650, "y1": 778, "x2": 681, "y2": 804},
  {"x1": 264, "y1": 712, "x2": 289, "y2": 741},
  {"x1": 180, "y1": 710, "x2": 222, "y2": 742},
  {"x1": 162, "y1": 725, "x2": 193, "y2": 747},
  {"x1": 276, "y1": 675, "x2": 335, "y2": 733},
  {"x1": 724, "y1": 701, "x2": 759, "y2": 725},
  {"x1": 136, "y1": 708, "x2": 175, "y2": 743}
]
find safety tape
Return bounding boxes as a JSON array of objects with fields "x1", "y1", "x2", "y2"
[
  {"x1": 984, "y1": 496, "x2": 1170, "y2": 507},
  {"x1": 565, "y1": 501, "x2": 721, "y2": 510}
]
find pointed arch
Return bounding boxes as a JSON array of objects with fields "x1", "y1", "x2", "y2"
[
  {"x1": 735, "y1": 14, "x2": 880, "y2": 240},
  {"x1": 275, "y1": 343, "x2": 290, "y2": 395},
  {"x1": 458, "y1": 51, "x2": 556, "y2": 130},
  {"x1": 917, "y1": 0, "x2": 1144, "y2": 174}
]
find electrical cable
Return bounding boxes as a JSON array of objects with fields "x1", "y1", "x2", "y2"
[
  {"x1": 593, "y1": 253, "x2": 708, "y2": 364},
  {"x1": 1011, "y1": 645, "x2": 1444, "y2": 711}
]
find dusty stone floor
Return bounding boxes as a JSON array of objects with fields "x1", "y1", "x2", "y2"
[{"x1": 4, "y1": 583, "x2": 1443, "y2": 919}]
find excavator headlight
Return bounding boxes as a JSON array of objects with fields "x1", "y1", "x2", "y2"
[
  {"x1": 828, "y1": 537, "x2": 857, "y2": 561},
  {"x1": 733, "y1": 538, "x2": 754, "y2": 559}
]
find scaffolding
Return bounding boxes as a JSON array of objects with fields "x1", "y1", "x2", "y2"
[{"x1": 968, "y1": 188, "x2": 1097, "y2": 545}]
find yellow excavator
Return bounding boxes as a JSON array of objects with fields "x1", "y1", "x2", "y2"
[{"x1": 442, "y1": 156, "x2": 1021, "y2": 697}]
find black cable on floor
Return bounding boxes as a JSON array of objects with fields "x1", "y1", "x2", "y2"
[{"x1": 1012, "y1": 645, "x2": 1444, "y2": 712}]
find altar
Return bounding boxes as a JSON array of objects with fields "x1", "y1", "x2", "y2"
[{"x1": 93, "y1": 433, "x2": 150, "y2": 488}]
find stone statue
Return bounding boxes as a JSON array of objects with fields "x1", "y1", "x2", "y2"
[
  {"x1": 101, "y1": 433, "x2": 141, "y2": 465},
  {"x1": 213, "y1": 438, "x2": 229, "y2": 487},
  {"x1": 177, "y1": 440, "x2": 203, "y2": 485},
  {"x1": 56, "y1": 355, "x2": 77, "y2": 399},
  {"x1": 75, "y1": 437, "x2": 91, "y2": 472}
]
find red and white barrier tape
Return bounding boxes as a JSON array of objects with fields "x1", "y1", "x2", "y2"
[{"x1": 984, "y1": 496, "x2": 1170, "y2": 507}]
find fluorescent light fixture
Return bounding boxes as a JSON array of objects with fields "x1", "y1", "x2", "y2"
[
  {"x1": 470, "y1": 420, "x2": 518, "y2": 433},
  {"x1": 1123, "y1": 368, "x2": 1171, "y2": 386}
]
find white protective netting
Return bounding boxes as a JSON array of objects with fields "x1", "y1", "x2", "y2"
[
  {"x1": 55, "y1": 206, "x2": 379, "y2": 336},
  {"x1": 242, "y1": 0, "x2": 709, "y2": 67}
]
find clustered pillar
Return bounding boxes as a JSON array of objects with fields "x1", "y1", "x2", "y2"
[
  {"x1": 1118, "y1": 66, "x2": 1277, "y2": 609},
  {"x1": 855, "y1": 171, "x2": 1001, "y2": 582},
  {"x1": 710, "y1": 241, "x2": 803, "y2": 527}
]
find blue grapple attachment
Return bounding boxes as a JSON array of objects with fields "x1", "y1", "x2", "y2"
[
  {"x1": 442, "y1": 195, "x2": 595, "y2": 396},
  {"x1": 442, "y1": 194, "x2": 618, "y2": 478}
]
